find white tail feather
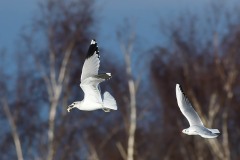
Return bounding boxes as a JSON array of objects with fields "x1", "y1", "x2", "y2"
[
  {"x1": 208, "y1": 129, "x2": 220, "y2": 134},
  {"x1": 103, "y1": 92, "x2": 117, "y2": 110}
]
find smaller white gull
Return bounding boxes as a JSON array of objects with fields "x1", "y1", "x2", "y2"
[
  {"x1": 176, "y1": 84, "x2": 220, "y2": 138},
  {"x1": 67, "y1": 39, "x2": 117, "y2": 112}
]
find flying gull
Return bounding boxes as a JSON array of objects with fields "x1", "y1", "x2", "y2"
[
  {"x1": 176, "y1": 84, "x2": 220, "y2": 138},
  {"x1": 67, "y1": 39, "x2": 117, "y2": 112}
]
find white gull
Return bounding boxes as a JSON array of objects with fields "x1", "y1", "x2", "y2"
[
  {"x1": 67, "y1": 39, "x2": 117, "y2": 112},
  {"x1": 176, "y1": 84, "x2": 220, "y2": 138}
]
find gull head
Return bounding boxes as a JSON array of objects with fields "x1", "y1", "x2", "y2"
[
  {"x1": 182, "y1": 129, "x2": 190, "y2": 135},
  {"x1": 67, "y1": 101, "x2": 81, "y2": 112},
  {"x1": 182, "y1": 128, "x2": 198, "y2": 135}
]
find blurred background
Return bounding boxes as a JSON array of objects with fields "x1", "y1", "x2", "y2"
[{"x1": 0, "y1": 0, "x2": 240, "y2": 159}]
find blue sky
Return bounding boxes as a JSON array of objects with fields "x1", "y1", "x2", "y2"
[
  {"x1": 0, "y1": 0, "x2": 208, "y2": 52},
  {"x1": 0, "y1": 0, "x2": 218, "y2": 98},
  {"x1": 0, "y1": 0, "x2": 238, "y2": 58},
  {"x1": 0, "y1": 0, "x2": 37, "y2": 52},
  {"x1": 97, "y1": 0, "x2": 210, "y2": 52}
]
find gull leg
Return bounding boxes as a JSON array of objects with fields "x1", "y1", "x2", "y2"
[
  {"x1": 102, "y1": 106, "x2": 110, "y2": 112},
  {"x1": 67, "y1": 103, "x2": 75, "y2": 112}
]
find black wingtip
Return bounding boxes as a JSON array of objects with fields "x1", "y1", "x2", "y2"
[
  {"x1": 215, "y1": 132, "x2": 222, "y2": 136},
  {"x1": 94, "y1": 73, "x2": 112, "y2": 80},
  {"x1": 177, "y1": 84, "x2": 186, "y2": 96},
  {"x1": 86, "y1": 39, "x2": 100, "y2": 59}
]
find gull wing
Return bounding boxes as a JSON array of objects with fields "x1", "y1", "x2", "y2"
[
  {"x1": 176, "y1": 84, "x2": 204, "y2": 126},
  {"x1": 207, "y1": 129, "x2": 220, "y2": 134},
  {"x1": 80, "y1": 77, "x2": 104, "y2": 103},
  {"x1": 81, "y1": 39, "x2": 100, "y2": 82}
]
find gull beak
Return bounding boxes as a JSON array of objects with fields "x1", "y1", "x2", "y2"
[{"x1": 67, "y1": 108, "x2": 71, "y2": 112}]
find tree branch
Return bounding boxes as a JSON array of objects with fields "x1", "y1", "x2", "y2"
[
  {"x1": 2, "y1": 99, "x2": 23, "y2": 160},
  {"x1": 116, "y1": 142, "x2": 127, "y2": 160},
  {"x1": 47, "y1": 41, "x2": 74, "y2": 160}
]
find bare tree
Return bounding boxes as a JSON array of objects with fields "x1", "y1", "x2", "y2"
[
  {"x1": 27, "y1": 0, "x2": 96, "y2": 158},
  {"x1": 0, "y1": 51, "x2": 23, "y2": 160},
  {"x1": 0, "y1": 0, "x2": 97, "y2": 159},
  {"x1": 117, "y1": 22, "x2": 138, "y2": 160},
  {"x1": 150, "y1": 4, "x2": 240, "y2": 159},
  {"x1": 46, "y1": 41, "x2": 74, "y2": 160},
  {"x1": 2, "y1": 0, "x2": 240, "y2": 159}
]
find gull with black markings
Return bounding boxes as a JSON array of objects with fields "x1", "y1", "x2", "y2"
[
  {"x1": 176, "y1": 84, "x2": 220, "y2": 138},
  {"x1": 67, "y1": 39, "x2": 117, "y2": 112}
]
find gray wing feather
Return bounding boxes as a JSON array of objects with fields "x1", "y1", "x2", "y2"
[
  {"x1": 176, "y1": 84, "x2": 204, "y2": 126},
  {"x1": 80, "y1": 77, "x2": 104, "y2": 103},
  {"x1": 81, "y1": 53, "x2": 100, "y2": 82}
]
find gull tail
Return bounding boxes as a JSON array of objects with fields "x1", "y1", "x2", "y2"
[
  {"x1": 95, "y1": 73, "x2": 112, "y2": 80},
  {"x1": 208, "y1": 129, "x2": 220, "y2": 134},
  {"x1": 103, "y1": 92, "x2": 117, "y2": 111}
]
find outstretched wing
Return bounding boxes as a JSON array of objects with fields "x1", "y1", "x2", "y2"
[
  {"x1": 81, "y1": 39, "x2": 100, "y2": 81},
  {"x1": 80, "y1": 77, "x2": 104, "y2": 103},
  {"x1": 176, "y1": 84, "x2": 204, "y2": 126}
]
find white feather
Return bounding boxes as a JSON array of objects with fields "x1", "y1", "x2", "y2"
[{"x1": 103, "y1": 92, "x2": 117, "y2": 110}]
